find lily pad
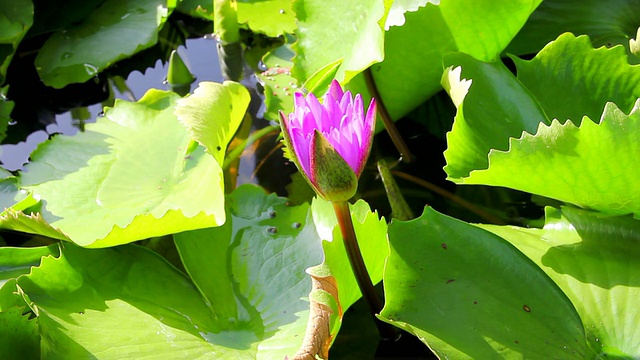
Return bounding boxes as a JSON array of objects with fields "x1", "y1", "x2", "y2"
[
  {"x1": 381, "y1": 207, "x2": 590, "y2": 359},
  {"x1": 237, "y1": 0, "x2": 297, "y2": 37},
  {"x1": 480, "y1": 206, "x2": 640, "y2": 357},
  {"x1": 35, "y1": 0, "x2": 175, "y2": 88},
  {"x1": 2, "y1": 90, "x2": 226, "y2": 247}
]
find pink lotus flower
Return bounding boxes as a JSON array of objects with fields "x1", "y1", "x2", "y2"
[{"x1": 280, "y1": 80, "x2": 376, "y2": 202}]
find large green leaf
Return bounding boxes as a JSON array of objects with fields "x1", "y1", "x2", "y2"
[
  {"x1": 441, "y1": 52, "x2": 548, "y2": 180},
  {"x1": 174, "y1": 81, "x2": 250, "y2": 165},
  {"x1": 15, "y1": 185, "x2": 387, "y2": 358},
  {"x1": 464, "y1": 101, "x2": 640, "y2": 217},
  {"x1": 507, "y1": 0, "x2": 640, "y2": 57},
  {"x1": 175, "y1": 185, "x2": 325, "y2": 358},
  {"x1": 17, "y1": 243, "x2": 225, "y2": 359},
  {"x1": 1, "y1": 90, "x2": 226, "y2": 247},
  {"x1": 34, "y1": 0, "x2": 175, "y2": 88},
  {"x1": 0, "y1": 306, "x2": 39, "y2": 360},
  {"x1": 0, "y1": 0, "x2": 33, "y2": 85},
  {"x1": 354, "y1": 0, "x2": 540, "y2": 122},
  {"x1": 480, "y1": 207, "x2": 640, "y2": 358},
  {"x1": 443, "y1": 33, "x2": 640, "y2": 181},
  {"x1": 291, "y1": 0, "x2": 387, "y2": 84},
  {"x1": 381, "y1": 207, "x2": 590, "y2": 359},
  {"x1": 175, "y1": 185, "x2": 390, "y2": 358}
]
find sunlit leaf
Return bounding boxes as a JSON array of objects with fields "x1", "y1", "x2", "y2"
[
  {"x1": 480, "y1": 207, "x2": 640, "y2": 357},
  {"x1": 17, "y1": 243, "x2": 226, "y2": 359},
  {"x1": 35, "y1": 0, "x2": 175, "y2": 88},
  {"x1": 175, "y1": 185, "x2": 389, "y2": 358},
  {"x1": 352, "y1": 0, "x2": 540, "y2": 122},
  {"x1": 466, "y1": 101, "x2": 640, "y2": 217},
  {"x1": 291, "y1": 0, "x2": 386, "y2": 84},
  {"x1": 381, "y1": 207, "x2": 590, "y2": 359},
  {"x1": 2, "y1": 90, "x2": 226, "y2": 247},
  {"x1": 444, "y1": 33, "x2": 640, "y2": 181},
  {"x1": 174, "y1": 81, "x2": 250, "y2": 165},
  {"x1": 237, "y1": 0, "x2": 297, "y2": 37}
]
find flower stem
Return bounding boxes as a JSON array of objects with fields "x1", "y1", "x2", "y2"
[
  {"x1": 364, "y1": 68, "x2": 413, "y2": 163},
  {"x1": 332, "y1": 201, "x2": 398, "y2": 340}
]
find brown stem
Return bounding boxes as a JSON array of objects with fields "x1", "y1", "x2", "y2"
[
  {"x1": 391, "y1": 170, "x2": 507, "y2": 225},
  {"x1": 364, "y1": 68, "x2": 413, "y2": 163},
  {"x1": 332, "y1": 201, "x2": 398, "y2": 340}
]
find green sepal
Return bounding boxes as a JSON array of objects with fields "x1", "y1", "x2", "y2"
[{"x1": 310, "y1": 130, "x2": 357, "y2": 202}]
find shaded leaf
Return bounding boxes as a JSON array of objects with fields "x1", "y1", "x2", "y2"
[
  {"x1": 507, "y1": 0, "x2": 640, "y2": 57},
  {"x1": 35, "y1": 0, "x2": 175, "y2": 88},
  {"x1": 0, "y1": 245, "x2": 57, "y2": 288},
  {"x1": 0, "y1": 0, "x2": 33, "y2": 84},
  {"x1": 0, "y1": 306, "x2": 39, "y2": 360},
  {"x1": 381, "y1": 207, "x2": 590, "y2": 358},
  {"x1": 4, "y1": 90, "x2": 225, "y2": 247},
  {"x1": 480, "y1": 207, "x2": 640, "y2": 357}
]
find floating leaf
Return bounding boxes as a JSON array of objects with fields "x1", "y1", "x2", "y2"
[
  {"x1": 257, "y1": 44, "x2": 297, "y2": 121},
  {"x1": 3, "y1": 90, "x2": 226, "y2": 247},
  {"x1": 480, "y1": 207, "x2": 640, "y2": 357},
  {"x1": 464, "y1": 101, "x2": 640, "y2": 217},
  {"x1": 381, "y1": 207, "x2": 590, "y2": 359},
  {"x1": 35, "y1": 0, "x2": 175, "y2": 88},
  {"x1": 174, "y1": 81, "x2": 250, "y2": 165}
]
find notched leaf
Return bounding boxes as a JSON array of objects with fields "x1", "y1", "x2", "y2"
[{"x1": 287, "y1": 265, "x2": 342, "y2": 360}]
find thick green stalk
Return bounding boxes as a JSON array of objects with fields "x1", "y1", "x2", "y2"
[{"x1": 332, "y1": 201, "x2": 398, "y2": 340}]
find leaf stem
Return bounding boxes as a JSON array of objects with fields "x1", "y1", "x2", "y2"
[
  {"x1": 364, "y1": 68, "x2": 413, "y2": 163},
  {"x1": 223, "y1": 124, "x2": 279, "y2": 170},
  {"x1": 332, "y1": 201, "x2": 398, "y2": 340}
]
